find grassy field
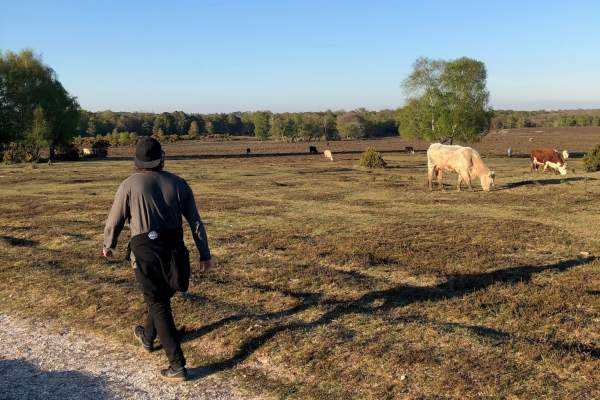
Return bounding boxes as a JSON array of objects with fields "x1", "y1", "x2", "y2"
[{"x1": 1, "y1": 137, "x2": 600, "y2": 399}]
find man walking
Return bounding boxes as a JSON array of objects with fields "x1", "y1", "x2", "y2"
[{"x1": 103, "y1": 137, "x2": 212, "y2": 382}]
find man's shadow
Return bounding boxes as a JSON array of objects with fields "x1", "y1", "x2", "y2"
[
  {"x1": 0, "y1": 359, "x2": 115, "y2": 399},
  {"x1": 184, "y1": 256, "x2": 598, "y2": 380}
]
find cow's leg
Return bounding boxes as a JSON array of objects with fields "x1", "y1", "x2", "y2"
[
  {"x1": 463, "y1": 172, "x2": 473, "y2": 191},
  {"x1": 456, "y1": 174, "x2": 462, "y2": 192},
  {"x1": 427, "y1": 165, "x2": 434, "y2": 191},
  {"x1": 532, "y1": 157, "x2": 541, "y2": 172},
  {"x1": 437, "y1": 169, "x2": 444, "y2": 191}
]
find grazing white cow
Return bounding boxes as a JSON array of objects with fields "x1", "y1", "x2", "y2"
[
  {"x1": 324, "y1": 149, "x2": 333, "y2": 161},
  {"x1": 427, "y1": 143, "x2": 495, "y2": 192},
  {"x1": 82, "y1": 148, "x2": 92, "y2": 156}
]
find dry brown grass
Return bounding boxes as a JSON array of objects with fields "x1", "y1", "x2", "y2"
[{"x1": 1, "y1": 137, "x2": 599, "y2": 399}]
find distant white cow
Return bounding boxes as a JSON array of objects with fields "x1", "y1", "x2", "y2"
[
  {"x1": 82, "y1": 148, "x2": 92, "y2": 156},
  {"x1": 427, "y1": 143, "x2": 495, "y2": 192},
  {"x1": 324, "y1": 149, "x2": 333, "y2": 161}
]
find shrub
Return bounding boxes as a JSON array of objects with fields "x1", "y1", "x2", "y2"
[
  {"x1": 92, "y1": 139, "x2": 110, "y2": 158},
  {"x1": 72, "y1": 135, "x2": 85, "y2": 147},
  {"x1": 167, "y1": 134, "x2": 179, "y2": 143},
  {"x1": 152, "y1": 133, "x2": 167, "y2": 143},
  {"x1": 119, "y1": 131, "x2": 131, "y2": 146},
  {"x1": 583, "y1": 144, "x2": 600, "y2": 172},
  {"x1": 108, "y1": 132, "x2": 120, "y2": 146},
  {"x1": 56, "y1": 144, "x2": 80, "y2": 161},
  {"x1": 2, "y1": 143, "x2": 26, "y2": 163},
  {"x1": 24, "y1": 151, "x2": 36, "y2": 163},
  {"x1": 359, "y1": 147, "x2": 387, "y2": 168}
]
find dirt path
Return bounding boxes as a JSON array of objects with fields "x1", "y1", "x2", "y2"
[{"x1": 0, "y1": 314, "x2": 254, "y2": 400}]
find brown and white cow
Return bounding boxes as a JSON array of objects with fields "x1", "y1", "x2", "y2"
[
  {"x1": 427, "y1": 143, "x2": 495, "y2": 192},
  {"x1": 530, "y1": 148, "x2": 568, "y2": 176}
]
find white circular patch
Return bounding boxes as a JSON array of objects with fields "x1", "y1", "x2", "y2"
[{"x1": 148, "y1": 231, "x2": 158, "y2": 240}]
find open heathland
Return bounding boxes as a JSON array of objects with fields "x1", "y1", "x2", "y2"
[
  {"x1": 1, "y1": 131, "x2": 599, "y2": 399},
  {"x1": 107, "y1": 126, "x2": 600, "y2": 158}
]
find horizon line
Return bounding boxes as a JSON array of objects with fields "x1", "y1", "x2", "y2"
[{"x1": 81, "y1": 106, "x2": 600, "y2": 114}]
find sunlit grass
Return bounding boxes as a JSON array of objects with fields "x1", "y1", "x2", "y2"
[{"x1": 1, "y1": 147, "x2": 599, "y2": 399}]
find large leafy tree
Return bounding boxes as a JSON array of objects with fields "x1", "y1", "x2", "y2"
[
  {"x1": 206, "y1": 114, "x2": 228, "y2": 134},
  {"x1": 336, "y1": 111, "x2": 367, "y2": 139},
  {"x1": 399, "y1": 57, "x2": 492, "y2": 144},
  {"x1": 172, "y1": 111, "x2": 187, "y2": 135},
  {"x1": 270, "y1": 113, "x2": 297, "y2": 141},
  {"x1": 24, "y1": 106, "x2": 48, "y2": 160},
  {"x1": 322, "y1": 110, "x2": 338, "y2": 140},
  {"x1": 226, "y1": 113, "x2": 244, "y2": 135},
  {"x1": 252, "y1": 111, "x2": 271, "y2": 140},
  {"x1": 295, "y1": 113, "x2": 322, "y2": 141},
  {"x1": 0, "y1": 49, "x2": 80, "y2": 152},
  {"x1": 153, "y1": 112, "x2": 176, "y2": 135},
  {"x1": 187, "y1": 120, "x2": 200, "y2": 138}
]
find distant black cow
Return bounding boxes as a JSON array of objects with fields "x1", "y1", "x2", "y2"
[
  {"x1": 309, "y1": 146, "x2": 318, "y2": 154},
  {"x1": 246, "y1": 148, "x2": 251, "y2": 156},
  {"x1": 405, "y1": 146, "x2": 415, "y2": 154}
]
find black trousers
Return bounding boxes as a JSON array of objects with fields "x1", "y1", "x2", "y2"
[
  {"x1": 131, "y1": 230, "x2": 186, "y2": 369},
  {"x1": 141, "y1": 292, "x2": 185, "y2": 369}
]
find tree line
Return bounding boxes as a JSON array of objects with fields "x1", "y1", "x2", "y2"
[
  {"x1": 491, "y1": 109, "x2": 600, "y2": 129},
  {"x1": 77, "y1": 109, "x2": 399, "y2": 145}
]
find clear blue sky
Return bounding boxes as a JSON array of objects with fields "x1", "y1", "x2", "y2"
[{"x1": 2, "y1": 0, "x2": 599, "y2": 113}]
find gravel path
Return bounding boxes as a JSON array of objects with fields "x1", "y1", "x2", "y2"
[{"x1": 0, "y1": 314, "x2": 254, "y2": 400}]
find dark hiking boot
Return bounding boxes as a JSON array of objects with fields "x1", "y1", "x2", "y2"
[
  {"x1": 133, "y1": 326, "x2": 154, "y2": 352},
  {"x1": 160, "y1": 366, "x2": 188, "y2": 382}
]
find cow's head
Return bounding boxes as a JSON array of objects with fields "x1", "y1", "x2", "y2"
[{"x1": 481, "y1": 170, "x2": 495, "y2": 192}]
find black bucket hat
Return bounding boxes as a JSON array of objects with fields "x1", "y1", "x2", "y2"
[{"x1": 134, "y1": 137, "x2": 164, "y2": 168}]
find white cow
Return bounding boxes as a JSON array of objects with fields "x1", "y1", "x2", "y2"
[
  {"x1": 427, "y1": 143, "x2": 495, "y2": 192},
  {"x1": 324, "y1": 149, "x2": 334, "y2": 161}
]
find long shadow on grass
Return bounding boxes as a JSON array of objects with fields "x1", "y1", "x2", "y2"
[
  {"x1": 499, "y1": 176, "x2": 595, "y2": 190},
  {"x1": 187, "y1": 256, "x2": 596, "y2": 380},
  {"x1": 0, "y1": 235, "x2": 38, "y2": 247},
  {"x1": 180, "y1": 286, "x2": 332, "y2": 344},
  {"x1": 433, "y1": 320, "x2": 600, "y2": 359}
]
